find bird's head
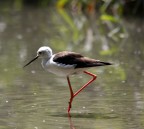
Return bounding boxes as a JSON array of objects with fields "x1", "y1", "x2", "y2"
[
  {"x1": 37, "y1": 46, "x2": 53, "y2": 59},
  {"x1": 23, "y1": 46, "x2": 53, "y2": 68}
]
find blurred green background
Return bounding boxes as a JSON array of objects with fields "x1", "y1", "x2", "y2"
[{"x1": 0, "y1": 0, "x2": 144, "y2": 129}]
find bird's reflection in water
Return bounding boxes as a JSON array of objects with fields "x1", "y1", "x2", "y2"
[
  {"x1": 50, "y1": 112, "x2": 76, "y2": 129},
  {"x1": 68, "y1": 113, "x2": 76, "y2": 129}
]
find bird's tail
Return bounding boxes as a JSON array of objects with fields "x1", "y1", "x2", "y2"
[
  {"x1": 75, "y1": 60, "x2": 112, "y2": 68},
  {"x1": 96, "y1": 61, "x2": 112, "y2": 66}
]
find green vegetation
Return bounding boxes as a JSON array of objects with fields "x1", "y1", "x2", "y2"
[{"x1": 0, "y1": 0, "x2": 143, "y2": 17}]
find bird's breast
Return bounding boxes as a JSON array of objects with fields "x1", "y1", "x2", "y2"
[{"x1": 42, "y1": 60, "x2": 76, "y2": 76}]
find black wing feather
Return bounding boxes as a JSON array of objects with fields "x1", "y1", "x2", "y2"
[{"x1": 53, "y1": 51, "x2": 112, "y2": 68}]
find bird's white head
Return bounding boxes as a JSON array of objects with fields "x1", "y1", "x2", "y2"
[
  {"x1": 37, "y1": 46, "x2": 53, "y2": 59},
  {"x1": 23, "y1": 46, "x2": 53, "y2": 68}
]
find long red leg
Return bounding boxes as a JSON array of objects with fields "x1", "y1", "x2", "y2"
[
  {"x1": 73, "y1": 71, "x2": 97, "y2": 97},
  {"x1": 67, "y1": 71, "x2": 97, "y2": 114},
  {"x1": 67, "y1": 76, "x2": 74, "y2": 113}
]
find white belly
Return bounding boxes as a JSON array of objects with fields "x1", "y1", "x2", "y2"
[
  {"x1": 42, "y1": 61, "x2": 76, "y2": 76},
  {"x1": 47, "y1": 65, "x2": 75, "y2": 76}
]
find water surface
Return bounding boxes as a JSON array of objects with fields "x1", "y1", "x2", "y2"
[{"x1": 0, "y1": 7, "x2": 144, "y2": 129}]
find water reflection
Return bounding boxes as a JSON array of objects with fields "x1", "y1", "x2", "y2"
[
  {"x1": 68, "y1": 116, "x2": 76, "y2": 129},
  {"x1": 0, "y1": 5, "x2": 144, "y2": 129}
]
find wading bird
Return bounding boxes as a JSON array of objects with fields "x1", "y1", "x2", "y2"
[{"x1": 24, "y1": 46, "x2": 112, "y2": 114}]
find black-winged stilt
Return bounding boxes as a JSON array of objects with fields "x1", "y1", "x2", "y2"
[{"x1": 24, "y1": 46, "x2": 112, "y2": 114}]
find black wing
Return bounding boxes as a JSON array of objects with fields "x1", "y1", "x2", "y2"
[{"x1": 53, "y1": 51, "x2": 112, "y2": 68}]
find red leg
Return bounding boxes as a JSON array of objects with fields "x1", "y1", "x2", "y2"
[
  {"x1": 67, "y1": 76, "x2": 74, "y2": 113},
  {"x1": 73, "y1": 71, "x2": 97, "y2": 97},
  {"x1": 67, "y1": 71, "x2": 97, "y2": 114}
]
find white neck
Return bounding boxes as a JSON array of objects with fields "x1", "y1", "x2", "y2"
[{"x1": 41, "y1": 57, "x2": 49, "y2": 68}]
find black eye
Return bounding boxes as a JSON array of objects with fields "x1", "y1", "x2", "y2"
[{"x1": 39, "y1": 52, "x2": 42, "y2": 54}]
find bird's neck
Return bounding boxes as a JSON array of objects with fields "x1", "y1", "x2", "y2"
[{"x1": 41, "y1": 57, "x2": 50, "y2": 68}]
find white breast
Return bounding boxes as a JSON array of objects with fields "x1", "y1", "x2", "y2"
[{"x1": 41, "y1": 56, "x2": 76, "y2": 77}]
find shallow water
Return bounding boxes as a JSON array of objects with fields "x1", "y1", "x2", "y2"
[{"x1": 0, "y1": 7, "x2": 144, "y2": 129}]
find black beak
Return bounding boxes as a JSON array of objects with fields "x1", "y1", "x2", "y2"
[{"x1": 23, "y1": 55, "x2": 39, "y2": 68}]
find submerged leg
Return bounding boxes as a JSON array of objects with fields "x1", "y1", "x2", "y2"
[{"x1": 66, "y1": 71, "x2": 97, "y2": 114}]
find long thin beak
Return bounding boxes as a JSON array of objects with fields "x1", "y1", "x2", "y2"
[{"x1": 23, "y1": 55, "x2": 39, "y2": 68}]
